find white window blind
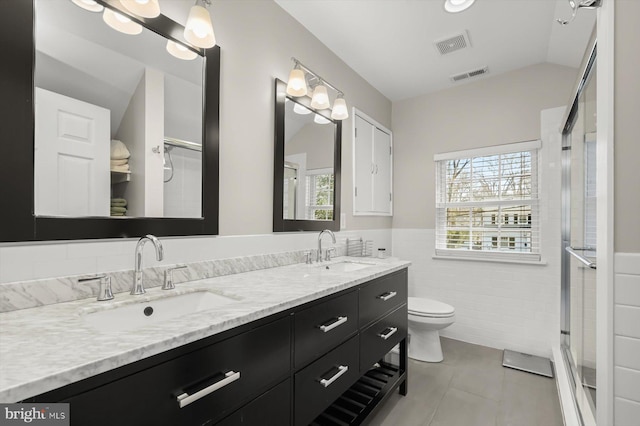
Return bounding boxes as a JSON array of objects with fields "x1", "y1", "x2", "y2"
[
  {"x1": 435, "y1": 141, "x2": 541, "y2": 261},
  {"x1": 306, "y1": 168, "x2": 334, "y2": 221}
]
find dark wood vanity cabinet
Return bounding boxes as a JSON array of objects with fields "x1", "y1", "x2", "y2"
[{"x1": 31, "y1": 268, "x2": 408, "y2": 426}]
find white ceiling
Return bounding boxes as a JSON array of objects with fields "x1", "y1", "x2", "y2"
[{"x1": 275, "y1": 0, "x2": 596, "y2": 101}]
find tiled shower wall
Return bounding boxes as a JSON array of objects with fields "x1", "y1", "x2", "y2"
[{"x1": 614, "y1": 253, "x2": 640, "y2": 424}]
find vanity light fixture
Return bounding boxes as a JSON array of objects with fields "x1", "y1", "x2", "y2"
[
  {"x1": 293, "y1": 103, "x2": 313, "y2": 115},
  {"x1": 331, "y1": 94, "x2": 349, "y2": 120},
  {"x1": 444, "y1": 0, "x2": 475, "y2": 13},
  {"x1": 119, "y1": 0, "x2": 161, "y2": 19},
  {"x1": 310, "y1": 84, "x2": 330, "y2": 110},
  {"x1": 314, "y1": 114, "x2": 331, "y2": 125},
  {"x1": 286, "y1": 65, "x2": 308, "y2": 97},
  {"x1": 184, "y1": 0, "x2": 216, "y2": 48},
  {"x1": 70, "y1": 0, "x2": 104, "y2": 12},
  {"x1": 166, "y1": 40, "x2": 198, "y2": 60},
  {"x1": 286, "y1": 57, "x2": 349, "y2": 120},
  {"x1": 103, "y1": 8, "x2": 143, "y2": 35}
]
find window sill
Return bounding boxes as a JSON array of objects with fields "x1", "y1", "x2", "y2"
[{"x1": 431, "y1": 255, "x2": 548, "y2": 266}]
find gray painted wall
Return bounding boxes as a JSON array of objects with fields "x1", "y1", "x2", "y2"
[
  {"x1": 161, "y1": 0, "x2": 393, "y2": 235},
  {"x1": 614, "y1": 0, "x2": 640, "y2": 253},
  {"x1": 391, "y1": 62, "x2": 578, "y2": 229}
]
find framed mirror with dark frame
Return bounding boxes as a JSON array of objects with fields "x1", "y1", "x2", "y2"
[
  {"x1": 273, "y1": 78, "x2": 341, "y2": 232},
  {"x1": 0, "y1": 0, "x2": 220, "y2": 242}
]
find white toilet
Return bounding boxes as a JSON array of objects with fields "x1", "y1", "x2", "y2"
[{"x1": 407, "y1": 297, "x2": 456, "y2": 362}]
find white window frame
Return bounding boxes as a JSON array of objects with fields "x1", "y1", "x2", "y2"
[
  {"x1": 434, "y1": 140, "x2": 542, "y2": 262},
  {"x1": 306, "y1": 167, "x2": 334, "y2": 221}
]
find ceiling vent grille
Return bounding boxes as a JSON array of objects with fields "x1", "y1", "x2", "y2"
[
  {"x1": 450, "y1": 66, "x2": 489, "y2": 83},
  {"x1": 435, "y1": 31, "x2": 471, "y2": 55}
]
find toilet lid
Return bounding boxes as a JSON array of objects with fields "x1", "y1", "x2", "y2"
[{"x1": 408, "y1": 297, "x2": 455, "y2": 317}]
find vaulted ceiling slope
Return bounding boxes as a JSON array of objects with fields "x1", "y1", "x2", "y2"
[{"x1": 275, "y1": 0, "x2": 596, "y2": 101}]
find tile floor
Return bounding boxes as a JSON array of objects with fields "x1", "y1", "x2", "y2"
[{"x1": 369, "y1": 338, "x2": 563, "y2": 426}]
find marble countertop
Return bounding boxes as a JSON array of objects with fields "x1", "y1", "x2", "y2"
[{"x1": 0, "y1": 257, "x2": 410, "y2": 402}]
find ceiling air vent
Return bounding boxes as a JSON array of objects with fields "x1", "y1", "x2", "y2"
[
  {"x1": 450, "y1": 66, "x2": 489, "y2": 83},
  {"x1": 435, "y1": 31, "x2": 471, "y2": 55}
]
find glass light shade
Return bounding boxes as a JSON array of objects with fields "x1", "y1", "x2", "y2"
[
  {"x1": 286, "y1": 69, "x2": 307, "y2": 97},
  {"x1": 71, "y1": 0, "x2": 104, "y2": 12},
  {"x1": 103, "y1": 8, "x2": 143, "y2": 35},
  {"x1": 331, "y1": 97, "x2": 349, "y2": 120},
  {"x1": 293, "y1": 103, "x2": 312, "y2": 115},
  {"x1": 314, "y1": 114, "x2": 331, "y2": 125},
  {"x1": 444, "y1": 0, "x2": 475, "y2": 13},
  {"x1": 184, "y1": 5, "x2": 216, "y2": 48},
  {"x1": 166, "y1": 40, "x2": 198, "y2": 60},
  {"x1": 310, "y1": 85, "x2": 330, "y2": 110},
  {"x1": 119, "y1": 0, "x2": 161, "y2": 18}
]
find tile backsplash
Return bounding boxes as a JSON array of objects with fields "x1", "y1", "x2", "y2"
[{"x1": 0, "y1": 229, "x2": 392, "y2": 312}]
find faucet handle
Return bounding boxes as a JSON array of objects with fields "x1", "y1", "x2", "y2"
[
  {"x1": 325, "y1": 248, "x2": 337, "y2": 261},
  {"x1": 304, "y1": 251, "x2": 313, "y2": 264},
  {"x1": 163, "y1": 265, "x2": 187, "y2": 290},
  {"x1": 79, "y1": 274, "x2": 114, "y2": 301}
]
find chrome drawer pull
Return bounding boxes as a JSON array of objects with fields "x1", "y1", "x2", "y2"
[
  {"x1": 319, "y1": 316, "x2": 348, "y2": 333},
  {"x1": 377, "y1": 291, "x2": 397, "y2": 301},
  {"x1": 176, "y1": 371, "x2": 240, "y2": 408},
  {"x1": 319, "y1": 365, "x2": 349, "y2": 388},
  {"x1": 378, "y1": 327, "x2": 398, "y2": 340}
]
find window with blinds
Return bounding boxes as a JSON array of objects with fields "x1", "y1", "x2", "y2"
[
  {"x1": 434, "y1": 140, "x2": 541, "y2": 261},
  {"x1": 306, "y1": 169, "x2": 334, "y2": 220}
]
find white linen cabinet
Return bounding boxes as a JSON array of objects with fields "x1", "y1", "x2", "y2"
[{"x1": 353, "y1": 110, "x2": 393, "y2": 216}]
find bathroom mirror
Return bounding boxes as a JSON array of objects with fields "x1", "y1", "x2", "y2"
[
  {"x1": 273, "y1": 79, "x2": 341, "y2": 232},
  {"x1": 0, "y1": 0, "x2": 220, "y2": 241},
  {"x1": 34, "y1": 0, "x2": 203, "y2": 219}
]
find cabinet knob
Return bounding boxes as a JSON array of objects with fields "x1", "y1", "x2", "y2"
[
  {"x1": 318, "y1": 365, "x2": 348, "y2": 388},
  {"x1": 377, "y1": 291, "x2": 397, "y2": 302},
  {"x1": 176, "y1": 370, "x2": 241, "y2": 408},
  {"x1": 318, "y1": 316, "x2": 348, "y2": 333}
]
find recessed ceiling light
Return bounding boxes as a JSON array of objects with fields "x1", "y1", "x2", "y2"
[{"x1": 444, "y1": 0, "x2": 475, "y2": 13}]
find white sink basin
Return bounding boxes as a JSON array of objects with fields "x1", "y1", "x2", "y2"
[
  {"x1": 318, "y1": 261, "x2": 377, "y2": 273},
  {"x1": 82, "y1": 291, "x2": 238, "y2": 332}
]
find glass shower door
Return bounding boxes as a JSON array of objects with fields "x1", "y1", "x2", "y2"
[{"x1": 562, "y1": 59, "x2": 597, "y2": 425}]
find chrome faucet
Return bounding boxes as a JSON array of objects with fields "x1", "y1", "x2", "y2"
[
  {"x1": 317, "y1": 229, "x2": 336, "y2": 262},
  {"x1": 132, "y1": 234, "x2": 164, "y2": 295}
]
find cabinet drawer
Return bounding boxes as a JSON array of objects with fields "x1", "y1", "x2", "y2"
[
  {"x1": 359, "y1": 269, "x2": 407, "y2": 328},
  {"x1": 294, "y1": 290, "x2": 358, "y2": 369},
  {"x1": 360, "y1": 304, "x2": 407, "y2": 372},
  {"x1": 65, "y1": 317, "x2": 291, "y2": 426},
  {"x1": 294, "y1": 335, "x2": 359, "y2": 426},
  {"x1": 215, "y1": 379, "x2": 290, "y2": 426}
]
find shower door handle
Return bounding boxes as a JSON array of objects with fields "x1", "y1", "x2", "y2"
[{"x1": 565, "y1": 247, "x2": 597, "y2": 269}]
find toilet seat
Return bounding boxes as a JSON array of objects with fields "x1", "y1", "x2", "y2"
[{"x1": 408, "y1": 297, "x2": 455, "y2": 318}]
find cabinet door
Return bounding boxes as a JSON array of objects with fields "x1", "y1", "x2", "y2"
[
  {"x1": 354, "y1": 115, "x2": 374, "y2": 213},
  {"x1": 373, "y1": 127, "x2": 392, "y2": 214},
  {"x1": 63, "y1": 317, "x2": 290, "y2": 426},
  {"x1": 215, "y1": 379, "x2": 291, "y2": 426},
  {"x1": 353, "y1": 112, "x2": 392, "y2": 216}
]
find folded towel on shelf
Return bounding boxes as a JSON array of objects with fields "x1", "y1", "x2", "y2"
[
  {"x1": 110, "y1": 164, "x2": 130, "y2": 173},
  {"x1": 110, "y1": 159, "x2": 128, "y2": 167},
  {"x1": 110, "y1": 140, "x2": 131, "y2": 160},
  {"x1": 110, "y1": 206, "x2": 127, "y2": 214},
  {"x1": 110, "y1": 198, "x2": 127, "y2": 207},
  {"x1": 110, "y1": 212, "x2": 126, "y2": 217}
]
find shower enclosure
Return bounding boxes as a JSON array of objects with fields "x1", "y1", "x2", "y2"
[
  {"x1": 560, "y1": 30, "x2": 597, "y2": 426},
  {"x1": 163, "y1": 138, "x2": 202, "y2": 218}
]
